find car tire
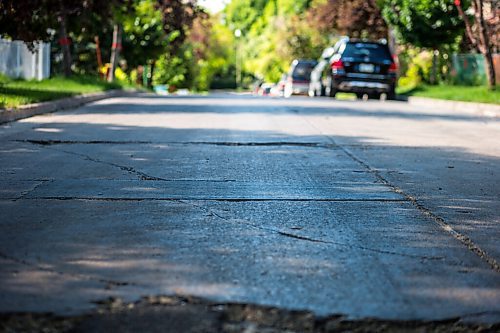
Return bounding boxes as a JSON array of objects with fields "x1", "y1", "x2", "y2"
[
  {"x1": 387, "y1": 88, "x2": 396, "y2": 100},
  {"x1": 320, "y1": 85, "x2": 326, "y2": 97},
  {"x1": 328, "y1": 85, "x2": 337, "y2": 98},
  {"x1": 284, "y1": 87, "x2": 292, "y2": 98},
  {"x1": 356, "y1": 93, "x2": 364, "y2": 100},
  {"x1": 326, "y1": 77, "x2": 337, "y2": 98}
]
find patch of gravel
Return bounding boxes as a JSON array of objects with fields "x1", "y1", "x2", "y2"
[{"x1": 1, "y1": 296, "x2": 498, "y2": 333}]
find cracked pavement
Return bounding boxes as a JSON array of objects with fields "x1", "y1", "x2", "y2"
[{"x1": 0, "y1": 93, "x2": 499, "y2": 327}]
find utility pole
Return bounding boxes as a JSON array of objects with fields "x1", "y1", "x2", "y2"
[
  {"x1": 94, "y1": 36, "x2": 103, "y2": 78},
  {"x1": 234, "y1": 29, "x2": 242, "y2": 90},
  {"x1": 58, "y1": 2, "x2": 72, "y2": 77},
  {"x1": 108, "y1": 24, "x2": 122, "y2": 83}
]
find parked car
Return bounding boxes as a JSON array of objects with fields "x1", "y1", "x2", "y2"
[
  {"x1": 312, "y1": 38, "x2": 397, "y2": 99},
  {"x1": 284, "y1": 59, "x2": 318, "y2": 97},
  {"x1": 309, "y1": 48, "x2": 335, "y2": 97},
  {"x1": 258, "y1": 83, "x2": 274, "y2": 96},
  {"x1": 252, "y1": 80, "x2": 264, "y2": 95},
  {"x1": 273, "y1": 73, "x2": 288, "y2": 97}
]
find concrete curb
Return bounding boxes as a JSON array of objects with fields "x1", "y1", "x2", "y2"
[
  {"x1": 400, "y1": 96, "x2": 500, "y2": 118},
  {"x1": 0, "y1": 89, "x2": 133, "y2": 124}
]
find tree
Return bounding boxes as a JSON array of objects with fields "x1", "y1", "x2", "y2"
[
  {"x1": 156, "y1": 0, "x2": 200, "y2": 50},
  {"x1": 223, "y1": 0, "x2": 327, "y2": 82},
  {"x1": 224, "y1": 0, "x2": 269, "y2": 33},
  {"x1": 309, "y1": 0, "x2": 388, "y2": 40},
  {"x1": 108, "y1": 0, "x2": 167, "y2": 85},
  {"x1": 381, "y1": 0, "x2": 464, "y2": 84},
  {"x1": 0, "y1": 1, "x2": 53, "y2": 44},
  {"x1": 0, "y1": 0, "x2": 122, "y2": 77},
  {"x1": 136, "y1": 0, "x2": 201, "y2": 86},
  {"x1": 455, "y1": 0, "x2": 496, "y2": 89}
]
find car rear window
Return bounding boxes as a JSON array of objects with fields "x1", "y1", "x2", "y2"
[
  {"x1": 292, "y1": 62, "x2": 316, "y2": 80},
  {"x1": 342, "y1": 43, "x2": 392, "y2": 61}
]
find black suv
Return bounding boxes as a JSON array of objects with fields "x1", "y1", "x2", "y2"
[{"x1": 310, "y1": 38, "x2": 397, "y2": 99}]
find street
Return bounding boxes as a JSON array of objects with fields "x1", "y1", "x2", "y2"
[{"x1": 0, "y1": 93, "x2": 499, "y2": 328}]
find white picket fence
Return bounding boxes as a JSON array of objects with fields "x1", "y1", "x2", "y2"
[{"x1": 0, "y1": 38, "x2": 51, "y2": 81}]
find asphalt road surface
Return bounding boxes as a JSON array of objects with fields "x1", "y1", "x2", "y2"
[{"x1": 1, "y1": 93, "x2": 499, "y2": 325}]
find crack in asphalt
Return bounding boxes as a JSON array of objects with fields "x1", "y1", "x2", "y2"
[
  {"x1": 47, "y1": 146, "x2": 167, "y2": 181},
  {"x1": 300, "y1": 117, "x2": 500, "y2": 273},
  {"x1": 16, "y1": 197, "x2": 406, "y2": 202},
  {"x1": 185, "y1": 141, "x2": 337, "y2": 148},
  {"x1": 180, "y1": 200, "x2": 445, "y2": 261},
  {"x1": 0, "y1": 251, "x2": 137, "y2": 288},
  {"x1": 16, "y1": 139, "x2": 154, "y2": 145},
  {"x1": 12, "y1": 180, "x2": 51, "y2": 201},
  {"x1": 340, "y1": 147, "x2": 500, "y2": 273},
  {"x1": 15, "y1": 139, "x2": 431, "y2": 151},
  {"x1": 15, "y1": 135, "x2": 492, "y2": 268},
  {"x1": 19, "y1": 140, "x2": 338, "y2": 186},
  {"x1": 17, "y1": 139, "x2": 338, "y2": 148}
]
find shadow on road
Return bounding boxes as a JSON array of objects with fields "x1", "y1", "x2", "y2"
[
  {"x1": 0, "y1": 94, "x2": 499, "y2": 326},
  {"x1": 74, "y1": 93, "x2": 500, "y2": 123}
]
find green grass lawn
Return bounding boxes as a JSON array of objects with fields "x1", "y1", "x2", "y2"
[
  {"x1": 0, "y1": 75, "x2": 129, "y2": 109},
  {"x1": 398, "y1": 84, "x2": 499, "y2": 105}
]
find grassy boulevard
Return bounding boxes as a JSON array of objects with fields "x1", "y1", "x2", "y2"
[
  {"x1": 0, "y1": 75, "x2": 130, "y2": 109},
  {"x1": 1, "y1": 75, "x2": 498, "y2": 109},
  {"x1": 398, "y1": 85, "x2": 499, "y2": 105}
]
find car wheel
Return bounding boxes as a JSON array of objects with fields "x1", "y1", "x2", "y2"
[
  {"x1": 326, "y1": 77, "x2": 337, "y2": 98},
  {"x1": 328, "y1": 85, "x2": 337, "y2": 98},
  {"x1": 308, "y1": 89, "x2": 316, "y2": 97},
  {"x1": 284, "y1": 87, "x2": 292, "y2": 98},
  {"x1": 387, "y1": 87, "x2": 396, "y2": 100},
  {"x1": 356, "y1": 93, "x2": 364, "y2": 100},
  {"x1": 320, "y1": 85, "x2": 326, "y2": 97}
]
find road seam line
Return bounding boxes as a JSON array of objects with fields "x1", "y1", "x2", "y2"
[
  {"x1": 179, "y1": 200, "x2": 445, "y2": 261},
  {"x1": 339, "y1": 145, "x2": 500, "y2": 273},
  {"x1": 15, "y1": 139, "x2": 339, "y2": 148},
  {"x1": 300, "y1": 115, "x2": 500, "y2": 273},
  {"x1": 13, "y1": 197, "x2": 406, "y2": 202}
]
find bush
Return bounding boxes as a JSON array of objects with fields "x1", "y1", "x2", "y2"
[
  {"x1": 398, "y1": 49, "x2": 434, "y2": 90},
  {"x1": 153, "y1": 53, "x2": 191, "y2": 88}
]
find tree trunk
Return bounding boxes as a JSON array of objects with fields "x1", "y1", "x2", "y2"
[
  {"x1": 456, "y1": 1, "x2": 478, "y2": 49},
  {"x1": 475, "y1": 0, "x2": 495, "y2": 89},
  {"x1": 457, "y1": 0, "x2": 496, "y2": 89},
  {"x1": 94, "y1": 36, "x2": 103, "y2": 77},
  {"x1": 58, "y1": 2, "x2": 72, "y2": 77},
  {"x1": 431, "y1": 49, "x2": 438, "y2": 85},
  {"x1": 108, "y1": 24, "x2": 122, "y2": 82},
  {"x1": 483, "y1": 50, "x2": 496, "y2": 89},
  {"x1": 147, "y1": 60, "x2": 156, "y2": 88}
]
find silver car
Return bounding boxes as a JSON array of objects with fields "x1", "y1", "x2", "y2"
[{"x1": 284, "y1": 59, "x2": 317, "y2": 97}]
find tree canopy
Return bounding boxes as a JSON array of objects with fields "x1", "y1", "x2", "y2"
[
  {"x1": 381, "y1": 0, "x2": 464, "y2": 48},
  {"x1": 1, "y1": 0, "x2": 494, "y2": 89}
]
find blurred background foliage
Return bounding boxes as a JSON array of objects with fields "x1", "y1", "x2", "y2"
[{"x1": 1, "y1": 0, "x2": 497, "y2": 92}]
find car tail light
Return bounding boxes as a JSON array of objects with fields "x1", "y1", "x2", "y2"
[
  {"x1": 389, "y1": 55, "x2": 398, "y2": 73},
  {"x1": 388, "y1": 62, "x2": 398, "y2": 73},
  {"x1": 331, "y1": 59, "x2": 344, "y2": 70}
]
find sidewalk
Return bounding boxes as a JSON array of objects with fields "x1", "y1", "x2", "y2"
[{"x1": 401, "y1": 95, "x2": 500, "y2": 118}]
